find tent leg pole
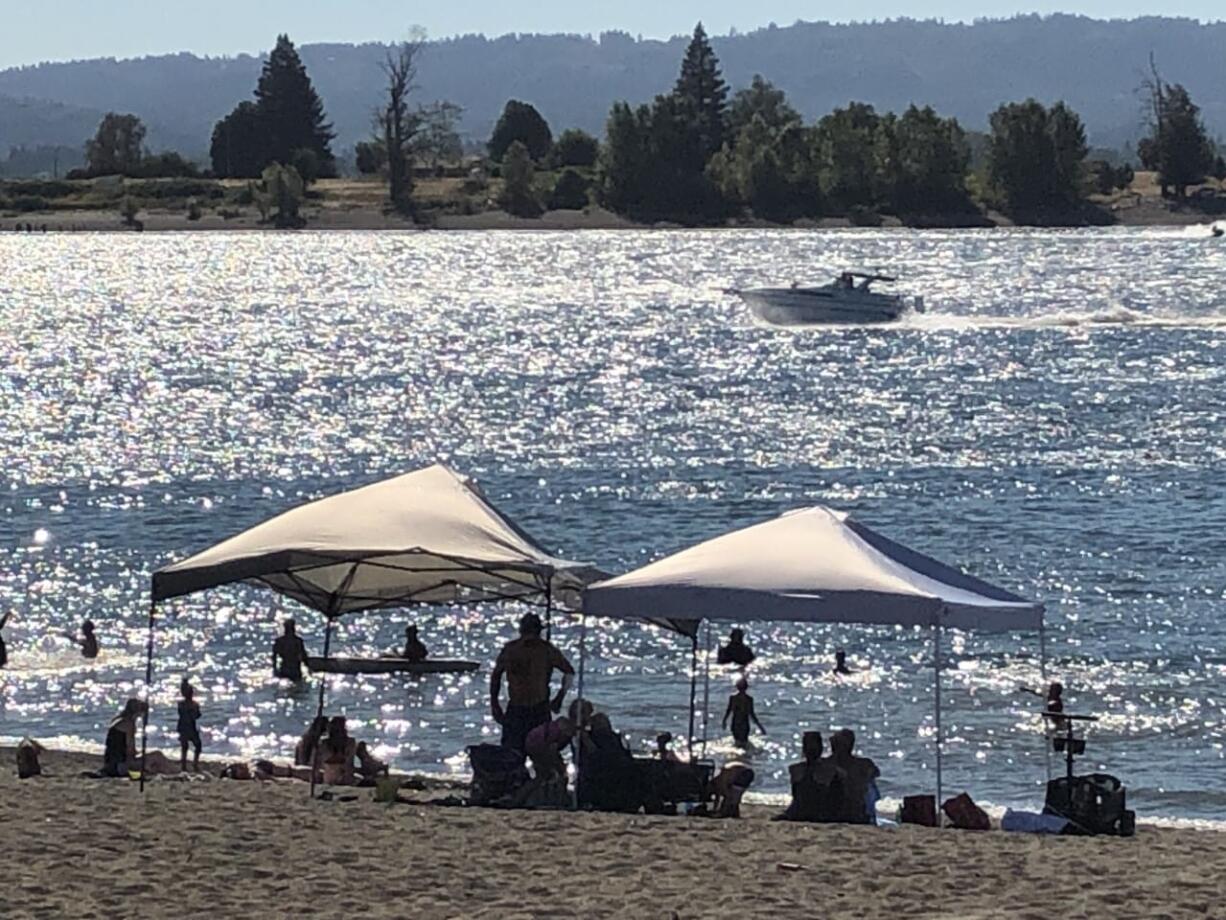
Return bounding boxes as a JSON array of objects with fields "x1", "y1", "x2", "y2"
[
  {"x1": 544, "y1": 580, "x2": 553, "y2": 642},
  {"x1": 700, "y1": 621, "x2": 712, "y2": 758},
  {"x1": 934, "y1": 622, "x2": 943, "y2": 818},
  {"x1": 1040, "y1": 621, "x2": 1051, "y2": 786},
  {"x1": 573, "y1": 612, "x2": 587, "y2": 810},
  {"x1": 309, "y1": 615, "x2": 335, "y2": 801},
  {"x1": 687, "y1": 636, "x2": 698, "y2": 760},
  {"x1": 139, "y1": 599, "x2": 157, "y2": 792}
]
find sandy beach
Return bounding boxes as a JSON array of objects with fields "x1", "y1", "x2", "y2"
[{"x1": 1, "y1": 747, "x2": 1220, "y2": 920}]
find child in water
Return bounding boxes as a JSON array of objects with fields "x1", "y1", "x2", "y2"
[
  {"x1": 722, "y1": 677, "x2": 766, "y2": 748},
  {"x1": 177, "y1": 679, "x2": 202, "y2": 771}
]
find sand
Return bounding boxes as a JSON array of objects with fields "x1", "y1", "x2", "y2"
[{"x1": 2, "y1": 747, "x2": 1220, "y2": 919}]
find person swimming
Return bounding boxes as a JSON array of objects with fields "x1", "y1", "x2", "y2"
[
  {"x1": 722, "y1": 677, "x2": 766, "y2": 748},
  {"x1": 833, "y1": 648, "x2": 851, "y2": 676},
  {"x1": 77, "y1": 620, "x2": 99, "y2": 659}
]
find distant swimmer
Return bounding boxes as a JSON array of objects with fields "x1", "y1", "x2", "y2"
[
  {"x1": 66, "y1": 619, "x2": 99, "y2": 659},
  {"x1": 272, "y1": 619, "x2": 309, "y2": 682},
  {"x1": 833, "y1": 648, "x2": 852, "y2": 676},
  {"x1": 717, "y1": 628, "x2": 755, "y2": 667}
]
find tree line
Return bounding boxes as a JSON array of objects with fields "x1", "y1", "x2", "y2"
[{"x1": 46, "y1": 26, "x2": 1226, "y2": 227}]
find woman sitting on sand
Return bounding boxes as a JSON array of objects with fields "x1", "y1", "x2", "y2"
[
  {"x1": 295, "y1": 716, "x2": 329, "y2": 766},
  {"x1": 318, "y1": 716, "x2": 357, "y2": 785},
  {"x1": 355, "y1": 742, "x2": 388, "y2": 783},
  {"x1": 101, "y1": 699, "x2": 175, "y2": 778}
]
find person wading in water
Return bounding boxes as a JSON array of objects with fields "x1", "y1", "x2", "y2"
[{"x1": 489, "y1": 613, "x2": 575, "y2": 751}]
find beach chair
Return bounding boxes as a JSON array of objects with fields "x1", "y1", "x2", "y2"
[
  {"x1": 1043, "y1": 773, "x2": 1134, "y2": 837},
  {"x1": 466, "y1": 744, "x2": 529, "y2": 806}
]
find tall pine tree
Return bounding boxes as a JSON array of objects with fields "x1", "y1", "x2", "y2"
[
  {"x1": 254, "y1": 35, "x2": 336, "y2": 175},
  {"x1": 673, "y1": 23, "x2": 728, "y2": 164}
]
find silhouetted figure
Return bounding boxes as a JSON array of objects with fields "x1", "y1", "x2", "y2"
[
  {"x1": 834, "y1": 648, "x2": 851, "y2": 675},
  {"x1": 717, "y1": 628, "x2": 755, "y2": 667},
  {"x1": 401, "y1": 624, "x2": 427, "y2": 662},
  {"x1": 272, "y1": 619, "x2": 308, "y2": 681},
  {"x1": 723, "y1": 677, "x2": 766, "y2": 747},
  {"x1": 177, "y1": 679, "x2": 202, "y2": 771}
]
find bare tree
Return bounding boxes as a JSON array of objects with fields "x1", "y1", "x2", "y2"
[{"x1": 377, "y1": 35, "x2": 425, "y2": 215}]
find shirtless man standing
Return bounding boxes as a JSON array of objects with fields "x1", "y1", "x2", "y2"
[
  {"x1": 272, "y1": 619, "x2": 309, "y2": 682},
  {"x1": 490, "y1": 613, "x2": 575, "y2": 751}
]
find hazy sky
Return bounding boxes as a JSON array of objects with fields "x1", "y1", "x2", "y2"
[{"x1": 1, "y1": 0, "x2": 1220, "y2": 69}]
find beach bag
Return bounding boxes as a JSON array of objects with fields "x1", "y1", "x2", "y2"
[
  {"x1": 942, "y1": 792, "x2": 991, "y2": 831},
  {"x1": 900, "y1": 794, "x2": 938, "y2": 827}
]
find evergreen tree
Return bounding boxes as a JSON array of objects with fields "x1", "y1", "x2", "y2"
[
  {"x1": 673, "y1": 23, "x2": 729, "y2": 162},
  {"x1": 489, "y1": 101, "x2": 553, "y2": 162},
  {"x1": 1139, "y1": 66, "x2": 1214, "y2": 199},
  {"x1": 211, "y1": 102, "x2": 267, "y2": 178},
  {"x1": 814, "y1": 103, "x2": 881, "y2": 210},
  {"x1": 254, "y1": 34, "x2": 336, "y2": 175}
]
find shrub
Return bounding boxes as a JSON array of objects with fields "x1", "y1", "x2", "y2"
[
  {"x1": 11, "y1": 196, "x2": 50, "y2": 212},
  {"x1": 5, "y1": 179, "x2": 73, "y2": 199},
  {"x1": 552, "y1": 129, "x2": 599, "y2": 168},
  {"x1": 548, "y1": 168, "x2": 590, "y2": 210},
  {"x1": 847, "y1": 205, "x2": 883, "y2": 227},
  {"x1": 291, "y1": 147, "x2": 322, "y2": 185},
  {"x1": 186, "y1": 199, "x2": 203, "y2": 221}
]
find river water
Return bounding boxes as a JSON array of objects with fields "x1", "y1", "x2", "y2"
[{"x1": 1, "y1": 227, "x2": 1224, "y2": 822}]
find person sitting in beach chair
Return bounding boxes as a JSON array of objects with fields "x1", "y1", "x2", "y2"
[
  {"x1": 777, "y1": 731, "x2": 841, "y2": 822},
  {"x1": 710, "y1": 761, "x2": 755, "y2": 818},
  {"x1": 717, "y1": 628, "x2": 755, "y2": 667},
  {"x1": 828, "y1": 729, "x2": 880, "y2": 824},
  {"x1": 723, "y1": 677, "x2": 766, "y2": 748},
  {"x1": 577, "y1": 713, "x2": 646, "y2": 812},
  {"x1": 318, "y1": 716, "x2": 357, "y2": 785}
]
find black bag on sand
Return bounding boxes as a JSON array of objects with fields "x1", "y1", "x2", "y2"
[
  {"x1": 901, "y1": 794, "x2": 938, "y2": 827},
  {"x1": 1044, "y1": 773, "x2": 1135, "y2": 837}
]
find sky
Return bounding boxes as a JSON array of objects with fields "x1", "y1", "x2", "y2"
[{"x1": 1, "y1": 0, "x2": 1221, "y2": 69}]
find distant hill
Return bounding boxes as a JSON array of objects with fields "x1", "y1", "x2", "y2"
[{"x1": 1, "y1": 15, "x2": 1223, "y2": 164}]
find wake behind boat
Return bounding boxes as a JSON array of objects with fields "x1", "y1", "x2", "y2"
[
  {"x1": 731, "y1": 272, "x2": 924, "y2": 326},
  {"x1": 306, "y1": 657, "x2": 479, "y2": 675}
]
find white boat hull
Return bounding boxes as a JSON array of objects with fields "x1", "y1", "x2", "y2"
[{"x1": 737, "y1": 287, "x2": 908, "y2": 325}]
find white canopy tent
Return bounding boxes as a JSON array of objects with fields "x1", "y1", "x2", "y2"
[
  {"x1": 143, "y1": 463, "x2": 609, "y2": 791},
  {"x1": 582, "y1": 505, "x2": 1045, "y2": 805}
]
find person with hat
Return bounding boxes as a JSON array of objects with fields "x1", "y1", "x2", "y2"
[
  {"x1": 272, "y1": 619, "x2": 309, "y2": 682},
  {"x1": 490, "y1": 612, "x2": 575, "y2": 751}
]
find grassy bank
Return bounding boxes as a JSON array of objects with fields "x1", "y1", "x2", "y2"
[{"x1": 2, "y1": 172, "x2": 1223, "y2": 232}]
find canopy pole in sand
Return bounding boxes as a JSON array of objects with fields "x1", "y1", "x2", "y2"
[
  {"x1": 544, "y1": 578, "x2": 553, "y2": 641},
  {"x1": 1040, "y1": 622, "x2": 1052, "y2": 784},
  {"x1": 139, "y1": 598, "x2": 157, "y2": 792},
  {"x1": 933, "y1": 619, "x2": 944, "y2": 813},
  {"x1": 687, "y1": 634, "x2": 699, "y2": 759},
  {"x1": 308, "y1": 615, "x2": 336, "y2": 800},
  {"x1": 700, "y1": 620, "x2": 712, "y2": 757},
  {"x1": 573, "y1": 611, "x2": 588, "y2": 810}
]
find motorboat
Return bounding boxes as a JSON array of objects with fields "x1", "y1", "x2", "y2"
[{"x1": 731, "y1": 272, "x2": 924, "y2": 325}]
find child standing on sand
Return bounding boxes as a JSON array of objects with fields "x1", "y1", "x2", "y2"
[
  {"x1": 723, "y1": 677, "x2": 766, "y2": 748},
  {"x1": 177, "y1": 679, "x2": 202, "y2": 771}
]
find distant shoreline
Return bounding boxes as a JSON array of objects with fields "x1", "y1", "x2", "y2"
[{"x1": 5, "y1": 204, "x2": 1220, "y2": 233}]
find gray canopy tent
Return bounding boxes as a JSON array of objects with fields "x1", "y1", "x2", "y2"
[
  {"x1": 144, "y1": 463, "x2": 606, "y2": 792},
  {"x1": 583, "y1": 505, "x2": 1045, "y2": 806}
]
